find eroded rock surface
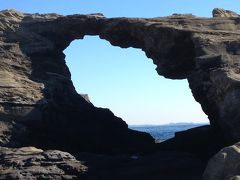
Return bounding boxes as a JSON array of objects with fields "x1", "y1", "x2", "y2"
[
  {"x1": 202, "y1": 142, "x2": 240, "y2": 180},
  {"x1": 1, "y1": 7, "x2": 240, "y2": 180},
  {"x1": 212, "y1": 8, "x2": 240, "y2": 17},
  {"x1": 0, "y1": 146, "x2": 87, "y2": 179},
  {"x1": 0, "y1": 8, "x2": 240, "y2": 153},
  {"x1": 0, "y1": 10, "x2": 155, "y2": 153}
]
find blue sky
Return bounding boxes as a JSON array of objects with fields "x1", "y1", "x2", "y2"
[
  {"x1": 1, "y1": 1, "x2": 239, "y2": 125},
  {"x1": 1, "y1": 1, "x2": 239, "y2": 17}
]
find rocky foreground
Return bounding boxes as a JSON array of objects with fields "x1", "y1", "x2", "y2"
[
  {"x1": 0, "y1": 147, "x2": 87, "y2": 179},
  {"x1": 0, "y1": 8, "x2": 240, "y2": 179}
]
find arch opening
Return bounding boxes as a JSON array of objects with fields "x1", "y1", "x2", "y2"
[{"x1": 64, "y1": 35, "x2": 208, "y2": 134}]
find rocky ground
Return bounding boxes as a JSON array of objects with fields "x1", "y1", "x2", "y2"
[
  {"x1": 0, "y1": 147, "x2": 87, "y2": 179},
  {"x1": 77, "y1": 151, "x2": 205, "y2": 180},
  {"x1": 0, "y1": 146, "x2": 205, "y2": 180}
]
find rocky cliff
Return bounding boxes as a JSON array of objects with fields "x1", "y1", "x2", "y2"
[
  {"x1": 0, "y1": 10, "x2": 155, "y2": 153},
  {"x1": 0, "y1": 8, "x2": 240, "y2": 153}
]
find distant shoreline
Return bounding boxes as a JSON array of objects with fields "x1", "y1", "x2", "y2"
[{"x1": 129, "y1": 122, "x2": 209, "y2": 127}]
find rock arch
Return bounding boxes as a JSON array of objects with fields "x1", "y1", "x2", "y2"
[
  {"x1": 1, "y1": 9, "x2": 240, "y2": 153},
  {"x1": 64, "y1": 36, "x2": 206, "y2": 125}
]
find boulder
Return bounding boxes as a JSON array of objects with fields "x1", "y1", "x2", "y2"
[
  {"x1": 0, "y1": 146, "x2": 87, "y2": 179},
  {"x1": 202, "y1": 142, "x2": 240, "y2": 180},
  {"x1": 212, "y1": 8, "x2": 240, "y2": 17}
]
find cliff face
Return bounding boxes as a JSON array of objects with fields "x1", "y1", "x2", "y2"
[
  {"x1": 0, "y1": 9, "x2": 240, "y2": 152},
  {"x1": 0, "y1": 10, "x2": 155, "y2": 153}
]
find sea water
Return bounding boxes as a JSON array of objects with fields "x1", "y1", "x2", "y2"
[{"x1": 129, "y1": 123, "x2": 208, "y2": 141}]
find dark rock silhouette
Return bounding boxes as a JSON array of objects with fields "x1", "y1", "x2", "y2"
[
  {"x1": 78, "y1": 151, "x2": 205, "y2": 180},
  {"x1": 157, "y1": 125, "x2": 225, "y2": 161}
]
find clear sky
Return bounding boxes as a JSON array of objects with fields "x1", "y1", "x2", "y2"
[{"x1": 1, "y1": 1, "x2": 239, "y2": 125}]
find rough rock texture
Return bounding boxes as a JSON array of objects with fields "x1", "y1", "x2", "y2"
[
  {"x1": 0, "y1": 8, "x2": 240, "y2": 152},
  {"x1": 0, "y1": 10, "x2": 154, "y2": 153},
  {"x1": 0, "y1": 146, "x2": 87, "y2": 179},
  {"x1": 202, "y1": 142, "x2": 240, "y2": 180},
  {"x1": 2, "y1": 7, "x2": 240, "y2": 180},
  {"x1": 212, "y1": 8, "x2": 240, "y2": 17}
]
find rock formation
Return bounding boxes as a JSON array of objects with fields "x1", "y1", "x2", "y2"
[
  {"x1": 0, "y1": 8, "x2": 240, "y2": 153},
  {"x1": 212, "y1": 8, "x2": 240, "y2": 17},
  {"x1": 0, "y1": 10, "x2": 155, "y2": 153},
  {"x1": 0, "y1": 146, "x2": 87, "y2": 179},
  {"x1": 80, "y1": 94, "x2": 91, "y2": 103},
  {"x1": 202, "y1": 142, "x2": 240, "y2": 180},
  {"x1": 0, "y1": 7, "x2": 240, "y2": 180},
  {"x1": 157, "y1": 125, "x2": 225, "y2": 160}
]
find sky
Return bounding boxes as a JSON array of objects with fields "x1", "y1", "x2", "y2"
[{"x1": 1, "y1": 1, "x2": 239, "y2": 125}]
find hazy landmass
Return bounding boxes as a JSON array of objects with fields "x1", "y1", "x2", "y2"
[{"x1": 129, "y1": 122, "x2": 209, "y2": 127}]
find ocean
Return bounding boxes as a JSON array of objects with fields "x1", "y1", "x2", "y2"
[{"x1": 129, "y1": 123, "x2": 208, "y2": 141}]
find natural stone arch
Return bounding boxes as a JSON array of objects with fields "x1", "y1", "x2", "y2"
[
  {"x1": 64, "y1": 35, "x2": 206, "y2": 125},
  {"x1": 1, "y1": 9, "x2": 240, "y2": 154},
  {"x1": 54, "y1": 14, "x2": 240, "y2": 143}
]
